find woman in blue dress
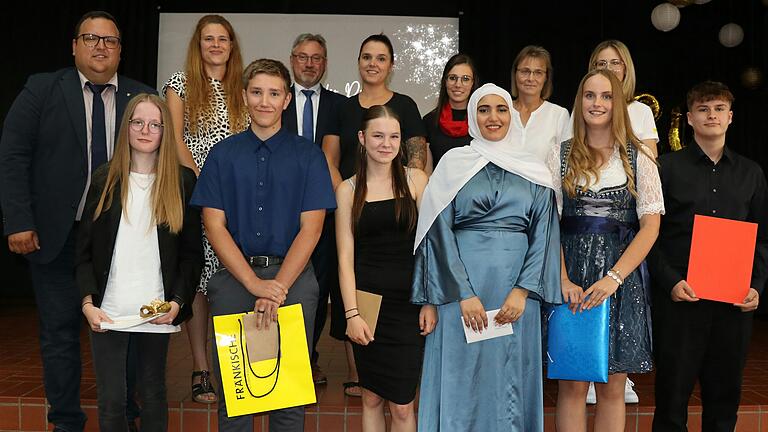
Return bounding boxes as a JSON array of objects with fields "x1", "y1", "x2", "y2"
[
  {"x1": 549, "y1": 69, "x2": 663, "y2": 432},
  {"x1": 412, "y1": 83, "x2": 562, "y2": 431}
]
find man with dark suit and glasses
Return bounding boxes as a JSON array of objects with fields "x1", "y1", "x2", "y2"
[
  {"x1": 282, "y1": 33, "x2": 347, "y2": 386},
  {"x1": 0, "y1": 10, "x2": 155, "y2": 431}
]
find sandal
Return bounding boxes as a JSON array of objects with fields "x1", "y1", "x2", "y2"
[
  {"x1": 191, "y1": 370, "x2": 217, "y2": 404},
  {"x1": 343, "y1": 381, "x2": 362, "y2": 397}
]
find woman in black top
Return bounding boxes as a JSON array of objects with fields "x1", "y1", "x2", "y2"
[
  {"x1": 422, "y1": 54, "x2": 479, "y2": 173},
  {"x1": 323, "y1": 34, "x2": 427, "y2": 188},
  {"x1": 322, "y1": 33, "x2": 427, "y2": 398}
]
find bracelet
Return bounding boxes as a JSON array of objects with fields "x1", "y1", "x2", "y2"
[
  {"x1": 81, "y1": 301, "x2": 93, "y2": 312},
  {"x1": 606, "y1": 270, "x2": 623, "y2": 286},
  {"x1": 344, "y1": 307, "x2": 358, "y2": 314},
  {"x1": 611, "y1": 268, "x2": 623, "y2": 279},
  {"x1": 345, "y1": 313, "x2": 360, "y2": 321}
]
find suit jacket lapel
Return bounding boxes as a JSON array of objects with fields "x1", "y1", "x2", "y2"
[
  {"x1": 283, "y1": 85, "x2": 298, "y2": 134},
  {"x1": 156, "y1": 221, "x2": 171, "y2": 278},
  {"x1": 106, "y1": 180, "x2": 123, "y2": 258},
  {"x1": 114, "y1": 77, "x2": 134, "y2": 142},
  {"x1": 315, "y1": 86, "x2": 329, "y2": 147},
  {"x1": 61, "y1": 68, "x2": 88, "y2": 162}
]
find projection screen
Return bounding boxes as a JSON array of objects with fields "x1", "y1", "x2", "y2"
[{"x1": 157, "y1": 13, "x2": 459, "y2": 115}]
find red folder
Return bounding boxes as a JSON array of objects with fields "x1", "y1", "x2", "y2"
[{"x1": 687, "y1": 215, "x2": 758, "y2": 304}]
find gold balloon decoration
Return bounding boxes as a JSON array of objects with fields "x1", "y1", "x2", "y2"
[
  {"x1": 634, "y1": 93, "x2": 662, "y2": 121},
  {"x1": 668, "y1": 107, "x2": 684, "y2": 152}
]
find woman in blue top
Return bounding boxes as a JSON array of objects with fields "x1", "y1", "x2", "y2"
[{"x1": 412, "y1": 84, "x2": 562, "y2": 431}]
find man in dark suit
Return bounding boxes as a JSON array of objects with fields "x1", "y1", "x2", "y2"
[
  {"x1": 0, "y1": 10, "x2": 155, "y2": 431},
  {"x1": 282, "y1": 33, "x2": 347, "y2": 386}
]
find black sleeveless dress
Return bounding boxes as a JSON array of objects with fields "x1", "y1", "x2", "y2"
[{"x1": 353, "y1": 198, "x2": 424, "y2": 404}]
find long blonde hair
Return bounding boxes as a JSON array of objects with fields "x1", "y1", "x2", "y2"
[
  {"x1": 184, "y1": 15, "x2": 248, "y2": 134},
  {"x1": 93, "y1": 94, "x2": 184, "y2": 233},
  {"x1": 588, "y1": 40, "x2": 637, "y2": 103},
  {"x1": 564, "y1": 69, "x2": 644, "y2": 199}
]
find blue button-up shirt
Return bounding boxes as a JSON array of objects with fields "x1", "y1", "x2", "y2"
[{"x1": 191, "y1": 128, "x2": 336, "y2": 257}]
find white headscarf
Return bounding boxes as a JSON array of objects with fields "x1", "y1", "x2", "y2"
[{"x1": 413, "y1": 83, "x2": 555, "y2": 252}]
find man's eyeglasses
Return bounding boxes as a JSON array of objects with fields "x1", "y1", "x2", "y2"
[
  {"x1": 77, "y1": 33, "x2": 121, "y2": 49},
  {"x1": 594, "y1": 59, "x2": 624, "y2": 70},
  {"x1": 516, "y1": 68, "x2": 546, "y2": 79},
  {"x1": 129, "y1": 119, "x2": 164, "y2": 134},
  {"x1": 292, "y1": 54, "x2": 325, "y2": 64},
  {"x1": 447, "y1": 74, "x2": 473, "y2": 85}
]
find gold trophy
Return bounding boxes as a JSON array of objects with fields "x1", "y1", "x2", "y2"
[{"x1": 139, "y1": 299, "x2": 172, "y2": 318}]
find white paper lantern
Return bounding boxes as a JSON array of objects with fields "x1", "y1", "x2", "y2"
[
  {"x1": 719, "y1": 23, "x2": 744, "y2": 48},
  {"x1": 651, "y1": 3, "x2": 681, "y2": 32}
]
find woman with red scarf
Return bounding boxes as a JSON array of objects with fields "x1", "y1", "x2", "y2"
[{"x1": 422, "y1": 54, "x2": 479, "y2": 173}]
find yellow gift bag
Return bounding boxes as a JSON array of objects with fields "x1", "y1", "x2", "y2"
[{"x1": 213, "y1": 303, "x2": 316, "y2": 416}]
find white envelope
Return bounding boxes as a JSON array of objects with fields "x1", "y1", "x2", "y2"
[{"x1": 462, "y1": 309, "x2": 514, "y2": 344}]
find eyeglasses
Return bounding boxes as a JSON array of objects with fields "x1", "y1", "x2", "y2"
[
  {"x1": 516, "y1": 68, "x2": 546, "y2": 79},
  {"x1": 594, "y1": 59, "x2": 624, "y2": 70},
  {"x1": 447, "y1": 74, "x2": 473, "y2": 85},
  {"x1": 77, "y1": 33, "x2": 121, "y2": 49},
  {"x1": 129, "y1": 119, "x2": 164, "y2": 134},
  {"x1": 292, "y1": 53, "x2": 325, "y2": 64},
  {"x1": 202, "y1": 36, "x2": 231, "y2": 45}
]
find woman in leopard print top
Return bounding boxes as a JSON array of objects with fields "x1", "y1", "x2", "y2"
[{"x1": 162, "y1": 14, "x2": 248, "y2": 405}]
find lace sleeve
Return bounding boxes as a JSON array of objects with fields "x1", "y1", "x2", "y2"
[
  {"x1": 635, "y1": 145, "x2": 665, "y2": 218},
  {"x1": 545, "y1": 142, "x2": 563, "y2": 216}
]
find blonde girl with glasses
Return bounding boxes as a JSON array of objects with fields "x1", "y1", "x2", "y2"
[
  {"x1": 587, "y1": 40, "x2": 659, "y2": 158},
  {"x1": 77, "y1": 94, "x2": 203, "y2": 431}
]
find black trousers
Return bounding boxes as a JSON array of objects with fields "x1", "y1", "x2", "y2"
[
  {"x1": 309, "y1": 213, "x2": 341, "y2": 359},
  {"x1": 27, "y1": 227, "x2": 85, "y2": 431},
  {"x1": 90, "y1": 331, "x2": 170, "y2": 432},
  {"x1": 652, "y1": 296, "x2": 753, "y2": 432}
]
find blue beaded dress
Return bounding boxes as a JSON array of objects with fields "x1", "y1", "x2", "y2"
[
  {"x1": 548, "y1": 140, "x2": 664, "y2": 374},
  {"x1": 411, "y1": 163, "x2": 562, "y2": 431}
]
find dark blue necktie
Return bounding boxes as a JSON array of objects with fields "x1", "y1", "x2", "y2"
[
  {"x1": 301, "y1": 89, "x2": 314, "y2": 142},
  {"x1": 86, "y1": 82, "x2": 110, "y2": 172}
]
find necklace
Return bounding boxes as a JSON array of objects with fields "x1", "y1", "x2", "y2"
[{"x1": 130, "y1": 173, "x2": 154, "y2": 191}]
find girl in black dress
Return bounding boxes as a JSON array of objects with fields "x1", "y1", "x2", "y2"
[
  {"x1": 335, "y1": 105, "x2": 435, "y2": 431},
  {"x1": 323, "y1": 33, "x2": 427, "y2": 397}
]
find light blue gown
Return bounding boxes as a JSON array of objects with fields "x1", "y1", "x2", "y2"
[{"x1": 412, "y1": 163, "x2": 562, "y2": 431}]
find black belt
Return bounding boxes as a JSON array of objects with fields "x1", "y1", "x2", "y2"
[{"x1": 246, "y1": 255, "x2": 284, "y2": 267}]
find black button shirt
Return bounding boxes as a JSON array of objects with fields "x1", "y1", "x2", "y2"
[{"x1": 648, "y1": 142, "x2": 768, "y2": 293}]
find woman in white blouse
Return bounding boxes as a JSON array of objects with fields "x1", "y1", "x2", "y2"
[
  {"x1": 549, "y1": 70, "x2": 663, "y2": 432},
  {"x1": 509, "y1": 45, "x2": 570, "y2": 162},
  {"x1": 590, "y1": 40, "x2": 659, "y2": 157}
]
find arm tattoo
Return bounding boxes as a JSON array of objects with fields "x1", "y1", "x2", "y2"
[{"x1": 405, "y1": 136, "x2": 427, "y2": 170}]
